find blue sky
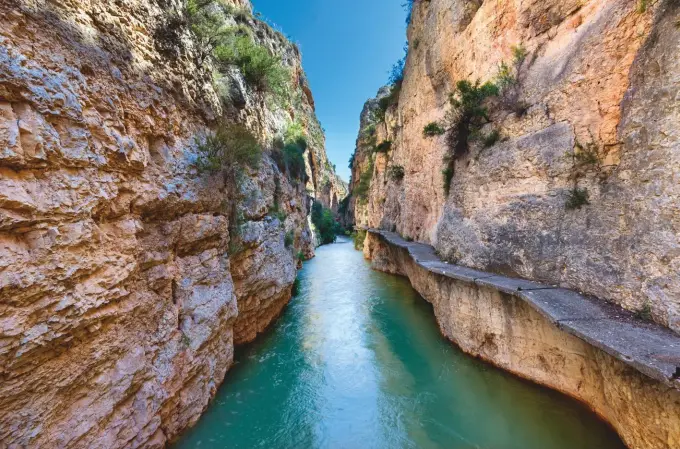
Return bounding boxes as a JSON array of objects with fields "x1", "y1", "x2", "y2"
[{"x1": 253, "y1": 0, "x2": 408, "y2": 182}]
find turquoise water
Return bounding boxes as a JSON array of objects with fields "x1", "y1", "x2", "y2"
[{"x1": 173, "y1": 237, "x2": 626, "y2": 449}]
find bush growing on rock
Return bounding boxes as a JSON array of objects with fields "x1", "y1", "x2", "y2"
[
  {"x1": 284, "y1": 230, "x2": 295, "y2": 248},
  {"x1": 354, "y1": 159, "x2": 374, "y2": 205},
  {"x1": 442, "y1": 166, "x2": 454, "y2": 197},
  {"x1": 311, "y1": 201, "x2": 341, "y2": 245},
  {"x1": 423, "y1": 122, "x2": 445, "y2": 137},
  {"x1": 187, "y1": 0, "x2": 290, "y2": 102},
  {"x1": 388, "y1": 165, "x2": 405, "y2": 181},
  {"x1": 565, "y1": 187, "x2": 590, "y2": 210},
  {"x1": 214, "y1": 33, "x2": 290, "y2": 99},
  {"x1": 481, "y1": 129, "x2": 502, "y2": 148},
  {"x1": 374, "y1": 140, "x2": 392, "y2": 153},
  {"x1": 353, "y1": 229, "x2": 367, "y2": 250},
  {"x1": 446, "y1": 79, "x2": 499, "y2": 157},
  {"x1": 194, "y1": 123, "x2": 262, "y2": 175}
]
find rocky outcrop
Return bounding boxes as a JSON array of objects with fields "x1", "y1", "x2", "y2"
[
  {"x1": 365, "y1": 230, "x2": 680, "y2": 449},
  {"x1": 0, "y1": 0, "x2": 340, "y2": 447},
  {"x1": 348, "y1": 0, "x2": 680, "y2": 332}
]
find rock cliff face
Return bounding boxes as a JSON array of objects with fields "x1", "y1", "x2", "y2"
[
  {"x1": 349, "y1": 0, "x2": 680, "y2": 332},
  {"x1": 0, "y1": 0, "x2": 341, "y2": 447}
]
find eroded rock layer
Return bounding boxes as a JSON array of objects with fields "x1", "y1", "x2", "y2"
[
  {"x1": 0, "y1": 0, "x2": 342, "y2": 447},
  {"x1": 364, "y1": 230, "x2": 680, "y2": 449},
  {"x1": 349, "y1": 0, "x2": 680, "y2": 332}
]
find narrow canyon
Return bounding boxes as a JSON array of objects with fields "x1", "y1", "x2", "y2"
[{"x1": 0, "y1": 0, "x2": 679, "y2": 448}]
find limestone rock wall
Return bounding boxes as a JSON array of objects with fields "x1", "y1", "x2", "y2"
[
  {"x1": 349, "y1": 0, "x2": 680, "y2": 332},
  {"x1": 0, "y1": 0, "x2": 339, "y2": 447}
]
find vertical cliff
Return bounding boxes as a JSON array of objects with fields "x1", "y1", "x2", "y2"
[
  {"x1": 348, "y1": 0, "x2": 680, "y2": 333},
  {"x1": 0, "y1": 0, "x2": 341, "y2": 447}
]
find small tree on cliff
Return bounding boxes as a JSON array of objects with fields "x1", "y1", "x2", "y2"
[
  {"x1": 446, "y1": 79, "x2": 499, "y2": 159},
  {"x1": 311, "y1": 201, "x2": 341, "y2": 245},
  {"x1": 194, "y1": 123, "x2": 262, "y2": 177}
]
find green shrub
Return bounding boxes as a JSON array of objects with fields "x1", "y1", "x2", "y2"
[
  {"x1": 573, "y1": 140, "x2": 601, "y2": 167},
  {"x1": 284, "y1": 230, "x2": 294, "y2": 248},
  {"x1": 374, "y1": 140, "x2": 392, "y2": 153},
  {"x1": 638, "y1": 0, "x2": 648, "y2": 13},
  {"x1": 311, "y1": 201, "x2": 341, "y2": 245},
  {"x1": 481, "y1": 129, "x2": 501, "y2": 148},
  {"x1": 442, "y1": 167, "x2": 454, "y2": 197},
  {"x1": 282, "y1": 143, "x2": 307, "y2": 181},
  {"x1": 338, "y1": 195, "x2": 351, "y2": 215},
  {"x1": 194, "y1": 123, "x2": 262, "y2": 175},
  {"x1": 291, "y1": 277, "x2": 301, "y2": 296},
  {"x1": 447, "y1": 79, "x2": 500, "y2": 158},
  {"x1": 214, "y1": 34, "x2": 290, "y2": 98},
  {"x1": 271, "y1": 208, "x2": 287, "y2": 223},
  {"x1": 565, "y1": 187, "x2": 590, "y2": 210},
  {"x1": 423, "y1": 122, "x2": 446, "y2": 137},
  {"x1": 635, "y1": 302, "x2": 652, "y2": 320},
  {"x1": 496, "y1": 61, "x2": 516, "y2": 92},
  {"x1": 187, "y1": 1, "x2": 290, "y2": 102},
  {"x1": 388, "y1": 165, "x2": 405, "y2": 181},
  {"x1": 272, "y1": 122, "x2": 308, "y2": 182},
  {"x1": 296, "y1": 250, "x2": 305, "y2": 262},
  {"x1": 511, "y1": 44, "x2": 528, "y2": 66},
  {"x1": 187, "y1": 0, "x2": 231, "y2": 62},
  {"x1": 353, "y1": 229, "x2": 367, "y2": 250},
  {"x1": 354, "y1": 159, "x2": 374, "y2": 204},
  {"x1": 348, "y1": 152, "x2": 356, "y2": 169}
]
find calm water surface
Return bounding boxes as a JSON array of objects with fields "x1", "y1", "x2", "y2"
[{"x1": 174, "y1": 237, "x2": 626, "y2": 449}]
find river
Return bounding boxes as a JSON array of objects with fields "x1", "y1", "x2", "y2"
[{"x1": 173, "y1": 237, "x2": 626, "y2": 449}]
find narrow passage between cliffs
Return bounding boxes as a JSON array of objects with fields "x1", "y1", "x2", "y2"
[{"x1": 173, "y1": 237, "x2": 625, "y2": 449}]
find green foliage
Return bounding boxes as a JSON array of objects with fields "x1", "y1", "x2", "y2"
[
  {"x1": 272, "y1": 122, "x2": 308, "y2": 182},
  {"x1": 496, "y1": 61, "x2": 516, "y2": 92},
  {"x1": 573, "y1": 140, "x2": 601, "y2": 167},
  {"x1": 361, "y1": 123, "x2": 377, "y2": 141},
  {"x1": 423, "y1": 122, "x2": 446, "y2": 137},
  {"x1": 354, "y1": 159, "x2": 374, "y2": 205},
  {"x1": 638, "y1": 0, "x2": 648, "y2": 13},
  {"x1": 271, "y1": 208, "x2": 287, "y2": 223},
  {"x1": 374, "y1": 140, "x2": 393, "y2": 153},
  {"x1": 338, "y1": 195, "x2": 351, "y2": 216},
  {"x1": 404, "y1": 0, "x2": 415, "y2": 24},
  {"x1": 449, "y1": 79, "x2": 500, "y2": 120},
  {"x1": 311, "y1": 201, "x2": 341, "y2": 245},
  {"x1": 565, "y1": 187, "x2": 590, "y2": 210},
  {"x1": 481, "y1": 129, "x2": 501, "y2": 148},
  {"x1": 186, "y1": 0, "x2": 232, "y2": 62},
  {"x1": 284, "y1": 230, "x2": 294, "y2": 248},
  {"x1": 282, "y1": 143, "x2": 307, "y2": 181},
  {"x1": 442, "y1": 166, "x2": 454, "y2": 197},
  {"x1": 353, "y1": 229, "x2": 367, "y2": 250},
  {"x1": 291, "y1": 277, "x2": 301, "y2": 296},
  {"x1": 388, "y1": 165, "x2": 405, "y2": 181},
  {"x1": 194, "y1": 123, "x2": 262, "y2": 175},
  {"x1": 348, "y1": 151, "x2": 356, "y2": 169},
  {"x1": 635, "y1": 302, "x2": 652, "y2": 320},
  {"x1": 388, "y1": 55, "x2": 406, "y2": 86},
  {"x1": 446, "y1": 79, "x2": 500, "y2": 158},
  {"x1": 187, "y1": 0, "x2": 290, "y2": 102},
  {"x1": 296, "y1": 250, "x2": 305, "y2": 262},
  {"x1": 214, "y1": 34, "x2": 290, "y2": 98},
  {"x1": 511, "y1": 44, "x2": 528, "y2": 66}
]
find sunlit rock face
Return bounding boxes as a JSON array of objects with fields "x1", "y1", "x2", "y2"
[
  {"x1": 0, "y1": 0, "x2": 341, "y2": 447},
  {"x1": 349, "y1": 0, "x2": 680, "y2": 332}
]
